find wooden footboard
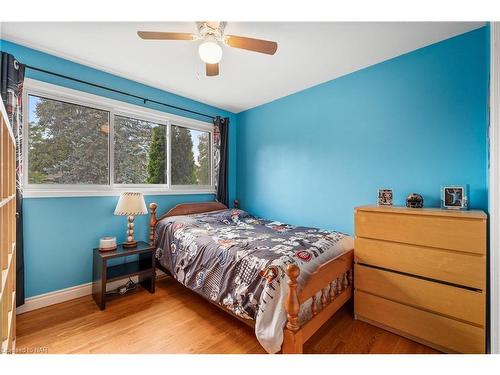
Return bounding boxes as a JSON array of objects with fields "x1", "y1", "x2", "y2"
[
  {"x1": 283, "y1": 250, "x2": 354, "y2": 354},
  {"x1": 149, "y1": 202, "x2": 354, "y2": 354}
]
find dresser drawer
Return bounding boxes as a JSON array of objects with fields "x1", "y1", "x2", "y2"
[
  {"x1": 355, "y1": 290, "x2": 485, "y2": 353},
  {"x1": 355, "y1": 210, "x2": 486, "y2": 254},
  {"x1": 355, "y1": 237, "x2": 486, "y2": 289},
  {"x1": 355, "y1": 264, "x2": 485, "y2": 326}
]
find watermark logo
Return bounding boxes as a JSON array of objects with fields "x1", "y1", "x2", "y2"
[{"x1": 1, "y1": 346, "x2": 49, "y2": 354}]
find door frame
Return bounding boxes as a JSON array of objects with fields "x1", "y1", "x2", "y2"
[{"x1": 490, "y1": 21, "x2": 500, "y2": 354}]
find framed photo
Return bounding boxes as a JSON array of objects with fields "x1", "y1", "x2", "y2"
[
  {"x1": 441, "y1": 186, "x2": 468, "y2": 210},
  {"x1": 378, "y1": 188, "x2": 393, "y2": 206}
]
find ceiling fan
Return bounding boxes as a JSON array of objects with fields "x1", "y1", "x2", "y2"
[{"x1": 137, "y1": 22, "x2": 278, "y2": 77}]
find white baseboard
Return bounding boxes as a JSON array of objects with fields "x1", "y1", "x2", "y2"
[
  {"x1": 17, "y1": 270, "x2": 167, "y2": 315},
  {"x1": 16, "y1": 282, "x2": 92, "y2": 315}
]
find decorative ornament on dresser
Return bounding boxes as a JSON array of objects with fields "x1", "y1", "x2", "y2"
[
  {"x1": 406, "y1": 193, "x2": 424, "y2": 208},
  {"x1": 441, "y1": 186, "x2": 468, "y2": 210},
  {"x1": 114, "y1": 192, "x2": 148, "y2": 248},
  {"x1": 377, "y1": 188, "x2": 393, "y2": 206}
]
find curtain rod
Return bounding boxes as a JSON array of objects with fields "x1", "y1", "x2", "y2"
[{"x1": 24, "y1": 65, "x2": 217, "y2": 121}]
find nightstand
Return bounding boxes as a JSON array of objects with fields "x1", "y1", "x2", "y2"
[{"x1": 92, "y1": 241, "x2": 156, "y2": 310}]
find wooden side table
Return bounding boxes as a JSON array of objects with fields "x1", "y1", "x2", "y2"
[{"x1": 92, "y1": 241, "x2": 156, "y2": 310}]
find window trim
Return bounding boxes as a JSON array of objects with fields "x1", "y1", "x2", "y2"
[{"x1": 23, "y1": 78, "x2": 216, "y2": 198}]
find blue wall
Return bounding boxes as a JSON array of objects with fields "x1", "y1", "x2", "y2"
[
  {"x1": 237, "y1": 27, "x2": 489, "y2": 235},
  {"x1": 0, "y1": 40, "x2": 237, "y2": 298}
]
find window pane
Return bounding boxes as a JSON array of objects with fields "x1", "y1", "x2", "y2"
[
  {"x1": 27, "y1": 95, "x2": 109, "y2": 184},
  {"x1": 171, "y1": 124, "x2": 211, "y2": 185},
  {"x1": 114, "y1": 115, "x2": 166, "y2": 184}
]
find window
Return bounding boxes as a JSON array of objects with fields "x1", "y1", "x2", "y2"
[
  {"x1": 24, "y1": 79, "x2": 214, "y2": 196},
  {"x1": 171, "y1": 125, "x2": 211, "y2": 186},
  {"x1": 27, "y1": 95, "x2": 109, "y2": 185},
  {"x1": 114, "y1": 115, "x2": 167, "y2": 185}
]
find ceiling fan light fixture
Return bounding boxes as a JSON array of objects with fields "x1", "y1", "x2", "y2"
[
  {"x1": 138, "y1": 22, "x2": 278, "y2": 77},
  {"x1": 198, "y1": 41, "x2": 223, "y2": 64}
]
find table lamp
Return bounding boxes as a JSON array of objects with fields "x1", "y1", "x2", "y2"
[{"x1": 114, "y1": 192, "x2": 148, "y2": 248}]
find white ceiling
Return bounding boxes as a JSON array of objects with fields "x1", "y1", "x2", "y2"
[{"x1": 1, "y1": 22, "x2": 485, "y2": 113}]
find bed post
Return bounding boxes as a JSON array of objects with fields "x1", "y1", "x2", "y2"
[
  {"x1": 283, "y1": 264, "x2": 303, "y2": 354},
  {"x1": 149, "y1": 202, "x2": 158, "y2": 245}
]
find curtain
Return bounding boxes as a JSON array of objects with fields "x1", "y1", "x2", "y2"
[
  {"x1": 213, "y1": 116, "x2": 229, "y2": 206},
  {"x1": 1, "y1": 52, "x2": 26, "y2": 307}
]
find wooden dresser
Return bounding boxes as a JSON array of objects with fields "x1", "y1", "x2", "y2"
[{"x1": 354, "y1": 205, "x2": 487, "y2": 353}]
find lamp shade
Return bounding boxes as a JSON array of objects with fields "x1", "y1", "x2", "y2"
[{"x1": 114, "y1": 192, "x2": 148, "y2": 216}]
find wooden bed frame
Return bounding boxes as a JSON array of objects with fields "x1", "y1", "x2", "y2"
[{"x1": 149, "y1": 201, "x2": 354, "y2": 354}]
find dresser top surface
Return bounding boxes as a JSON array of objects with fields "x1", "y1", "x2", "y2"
[{"x1": 355, "y1": 205, "x2": 487, "y2": 220}]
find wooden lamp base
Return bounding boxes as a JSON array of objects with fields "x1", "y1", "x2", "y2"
[{"x1": 123, "y1": 215, "x2": 137, "y2": 248}]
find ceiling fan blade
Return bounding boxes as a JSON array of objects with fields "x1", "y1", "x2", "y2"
[
  {"x1": 137, "y1": 31, "x2": 196, "y2": 41},
  {"x1": 225, "y1": 35, "x2": 278, "y2": 55},
  {"x1": 206, "y1": 63, "x2": 219, "y2": 77}
]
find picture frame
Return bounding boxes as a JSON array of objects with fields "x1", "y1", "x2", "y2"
[
  {"x1": 378, "y1": 188, "x2": 393, "y2": 206},
  {"x1": 441, "y1": 185, "x2": 468, "y2": 210}
]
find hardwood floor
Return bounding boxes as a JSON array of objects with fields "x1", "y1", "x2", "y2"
[{"x1": 16, "y1": 277, "x2": 439, "y2": 354}]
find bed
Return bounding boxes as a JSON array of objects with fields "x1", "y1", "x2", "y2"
[{"x1": 149, "y1": 201, "x2": 354, "y2": 354}]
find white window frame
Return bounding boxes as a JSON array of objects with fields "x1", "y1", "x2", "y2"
[{"x1": 22, "y1": 78, "x2": 215, "y2": 198}]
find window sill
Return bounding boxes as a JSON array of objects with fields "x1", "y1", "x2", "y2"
[{"x1": 23, "y1": 189, "x2": 216, "y2": 198}]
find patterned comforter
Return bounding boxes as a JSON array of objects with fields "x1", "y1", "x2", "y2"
[{"x1": 154, "y1": 208, "x2": 353, "y2": 353}]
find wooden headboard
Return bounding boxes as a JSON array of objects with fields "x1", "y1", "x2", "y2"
[{"x1": 149, "y1": 201, "x2": 228, "y2": 245}]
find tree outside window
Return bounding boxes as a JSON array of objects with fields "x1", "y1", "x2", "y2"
[{"x1": 27, "y1": 95, "x2": 212, "y2": 188}]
